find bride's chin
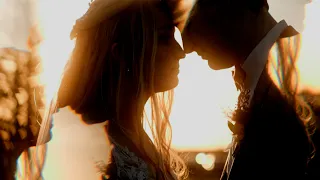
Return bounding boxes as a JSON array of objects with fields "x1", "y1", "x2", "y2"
[{"x1": 154, "y1": 76, "x2": 179, "y2": 92}]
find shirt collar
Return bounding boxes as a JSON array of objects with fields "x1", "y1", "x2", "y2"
[{"x1": 241, "y1": 20, "x2": 289, "y2": 91}]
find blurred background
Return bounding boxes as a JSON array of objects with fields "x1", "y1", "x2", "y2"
[{"x1": 0, "y1": 0, "x2": 319, "y2": 179}]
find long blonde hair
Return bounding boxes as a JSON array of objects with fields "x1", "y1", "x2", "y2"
[
  {"x1": 57, "y1": 0, "x2": 187, "y2": 179},
  {"x1": 270, "y1": 35, "x2": 315, "y2": 132},
  {"x1": 269, "y1": 34, "x2": 316, "y2": 159}
]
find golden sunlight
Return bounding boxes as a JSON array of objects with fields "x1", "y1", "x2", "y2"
[
  {"x1": 143, "y1": 28, "x2": 236, "y2": 151},
  {"x1": 35, "y1": 0, "x2": 104, "y2": 179},
  {"x1": 36, "y1": 0, "x2": 89, "y2": 104},
  {"x1": 169, "y1": 53, "x2": 235, "y2": 150},
  {"x1": 297, "y1": 0, "x2": 320, "y2": 93},
  {"x1": 195, "y1": 152, "x2": 216, "y2": 171}
]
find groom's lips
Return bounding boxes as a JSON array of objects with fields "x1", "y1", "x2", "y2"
[
  {"x1": 198, "y1": 53, "x2": 208, "y2": 60},
  {"x1": 200, "y1": 55, "x2": 207, "y2": 60},
  {"x1": 195, "y1": 50, "x2": 208, "y2": 60}
]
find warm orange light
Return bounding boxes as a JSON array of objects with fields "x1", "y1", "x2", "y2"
[
  {"x1": 296, "y1": 0, "x2": 320, "y2": 93},
  {"x1": 202, "y1": 154, "x2": 216, "y2": 171},
  {"x1": 36, "y1": 0, "x2": 89, "y2": 105},
  {"x1": 195, "y1": 153, "x2": 206, "y2": 164},
  {"x1": 195, "y1": 153, "x2": 216, "y2": 171},
  {"x1": 34, "y1": 0, "x2": 98, "y2": 179},
  {"x1": 143, "y1": 29, "x2": 235, "y2": 151}
]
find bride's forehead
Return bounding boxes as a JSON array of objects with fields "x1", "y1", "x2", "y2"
[
  {"x1": 151, "y1": 2, "x2": 174, "y2": 26},
  {"x1": 125, "y1": 0, "x2": 174, "y2": 28}
]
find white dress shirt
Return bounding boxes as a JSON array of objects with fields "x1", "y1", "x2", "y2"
[{"x1": 241, "y1": 20, "x2": 289, "y2": 107}]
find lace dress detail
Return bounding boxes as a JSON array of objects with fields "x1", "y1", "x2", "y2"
[{"x1": 100, "y1": 138, "x2": 156, "y2": 180}]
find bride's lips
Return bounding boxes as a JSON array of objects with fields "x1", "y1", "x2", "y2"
[
  {"x1": 171, "y1": 65, "x2": 180, "y2": 73},
  {"x1": 172, "y1": 65, "x2": 179, "y2": 70}
]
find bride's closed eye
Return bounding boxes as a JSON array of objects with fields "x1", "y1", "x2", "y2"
[{"x1": 158, "y1": 26, "x2": 175, "y2": 42}]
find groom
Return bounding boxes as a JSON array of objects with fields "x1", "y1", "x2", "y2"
[{"x1": 170, "y1": 0, "x2": 314, "y2": 179}]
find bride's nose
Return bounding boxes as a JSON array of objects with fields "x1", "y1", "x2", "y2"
[
  {"x1": 173, "y1": 39, "x2": 186, "y2": 60},
  {"x1": 181, "y1": 29, "x2": 194, "y2": 54}
]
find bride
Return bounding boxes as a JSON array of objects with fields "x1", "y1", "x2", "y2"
[{"x1": 57, "y1": 0, "x2": 188, "y2": 179}]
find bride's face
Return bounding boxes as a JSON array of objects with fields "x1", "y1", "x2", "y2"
[
  {"x1": 151, "y1": 1, "x2": 185, "y2": 92},
  {"x1": 111, "y1": 1, "x2": 185, "y2": 93}
]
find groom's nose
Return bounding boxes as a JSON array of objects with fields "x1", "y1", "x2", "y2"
[{"x1": 181, "y1": 29, "x2": 194, "y2": 54}]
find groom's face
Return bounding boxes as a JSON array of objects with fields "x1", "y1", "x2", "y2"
[{"x1": 182, "y1": 1, "x2": 249, "y2": 70}]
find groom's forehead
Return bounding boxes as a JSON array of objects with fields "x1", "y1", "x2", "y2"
[
  {"x1": 185, "y1": 0, "x2": 221, "y2": 23},
  {"x1": 189, "y1": 0, "x2": 268, "y2": 11},
  {"x1": 166, "y1": 0, "x2": 195, "y2": 30},
  {"x1": 166, "y1": 0, "x2": 220, "y2": 28},
  {"x1": 184, "y1": 0, "x2": 227, "y2": 21},
  {"x1": 167, "y1": 0, "x2": 237, "y2": 29}
]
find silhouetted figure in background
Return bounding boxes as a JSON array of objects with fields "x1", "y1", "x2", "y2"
[{"x1": 180, "y1": 0, "x2": 315, "y2": 179}]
